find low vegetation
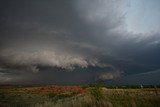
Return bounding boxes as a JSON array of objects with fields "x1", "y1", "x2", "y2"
[{"x1": 0, "y1": 84, "x2": 160, "y2": 107}]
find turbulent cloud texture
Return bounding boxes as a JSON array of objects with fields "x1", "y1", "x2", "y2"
[
  {"x1": 0, "y1": 49, "x2": 103, "y2": 72},
  {"x1": 0, "y1": 0, "x2": 160, "y2": 84}
]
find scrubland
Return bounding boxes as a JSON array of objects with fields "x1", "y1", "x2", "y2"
[{"x1": 0, "y1": 85, "x2": 160, "y2": 107}]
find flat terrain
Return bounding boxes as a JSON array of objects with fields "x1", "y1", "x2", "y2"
[{"x1": 0, "y1": 85, "x2": 160, "y2": 107}]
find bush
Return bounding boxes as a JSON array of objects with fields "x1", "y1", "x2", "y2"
[
  {"x1": 47, "y1": 92, "x2": 56, "y2": 99},
  {"x1": 89, "y1": 87, "x2": 103, "y2": 101}
]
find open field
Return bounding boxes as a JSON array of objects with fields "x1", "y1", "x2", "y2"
[{"x1": 0, "y1": 85, "x2": 160, "y2": 107}]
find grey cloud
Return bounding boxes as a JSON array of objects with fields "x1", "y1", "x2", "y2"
[
  {"x1": 0, "y1": 0, "x2": 160, "y2": 84},
  {"x1": 99, "y1": 70, "x2": 122, "y2": 80},
  {"x1": 0, "y1": 72, "x2": 12, "y2": 83},
  {"x1": 0, "y1": 0, "x2": 126, "y2": 71},
  {"x1": 98, "y1": 65, "x2": 123, "y2": 80},
  {"x1": 0, "y1": 49, "x2": 106, "y2": 72},
  {"x1": 110, "y1": 69, "x2": 160, "y2": 85}
]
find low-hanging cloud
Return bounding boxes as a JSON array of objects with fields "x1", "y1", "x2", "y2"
[
  {"x1": 0, "y1": 0, "x2": 160, "y2": 84},
  {"x1": 0, "y1": 49, "x2": 106, "y2": 72},
  {"x1": 98, "y1": 65, "x2": 123, "y2": 80},
  {"x1": 99, "y1": 70, "x2": 122, "y2": 80}
]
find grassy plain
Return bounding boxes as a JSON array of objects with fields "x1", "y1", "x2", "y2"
[{"x1": 0, "y1": 85, "x2": 160, "y2": 107}]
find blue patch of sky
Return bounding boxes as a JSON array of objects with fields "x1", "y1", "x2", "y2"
[{"x1": 124, "y1": 0, "x2": 160, "y2": 33}]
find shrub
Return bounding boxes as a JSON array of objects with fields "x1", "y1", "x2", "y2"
[
  {"x1": 89, "y1": 87, "x2": 103, "y2": 101},
  {"x1": 47, "y1": 92, "x2": 56, "y2": 99}
]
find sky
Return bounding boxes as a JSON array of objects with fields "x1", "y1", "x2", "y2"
[
  {"x1": 0, "y1": 0, "x2": 160, "y2": 85},
  {"x1": 125, "y1": 0, "x2": 160, "y2": 33}
]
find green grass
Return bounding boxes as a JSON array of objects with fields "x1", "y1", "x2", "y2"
[{"x1": 89, "y1": 86, "x2": 103, "y2": 101}]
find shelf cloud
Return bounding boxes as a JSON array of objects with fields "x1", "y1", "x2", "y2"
[{"x1": 0, "y1": 0, "x2": 160, "y2": 84}]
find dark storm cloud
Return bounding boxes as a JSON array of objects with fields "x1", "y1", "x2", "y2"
[{"x1": 0, "y1": 0, "x2": 160, "y2": 84}]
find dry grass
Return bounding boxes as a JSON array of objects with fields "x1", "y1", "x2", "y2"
[{"x1": 0, "y1": 85, "x2": 160, "y2": 107}]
